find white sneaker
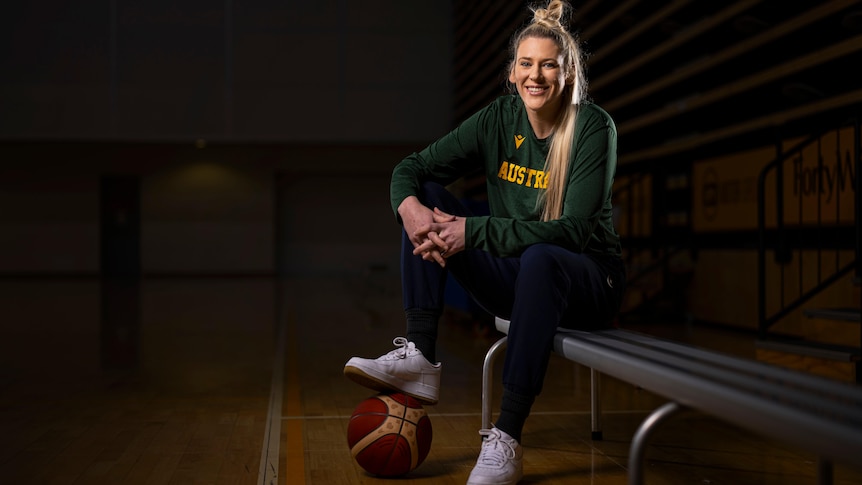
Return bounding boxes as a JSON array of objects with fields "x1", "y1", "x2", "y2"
[
  {"x1": 344, "y1": 337, "x2": 441, "y2": 404},
  {"x1": 467, "y1": 428, "x2": 523, "y2": 485}
]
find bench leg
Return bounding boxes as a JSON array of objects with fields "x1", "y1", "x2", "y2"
[
  {"x1": 482, "y1": 336, "x2": 508, "y2": 430},
  {"x1": 628, "y1": 401, "x2": 686, "y2": 485},
  {"x1": 591, "y1": 368, "x2": 603, "y2": 440},
  {"x1": 484, "y1": 339, "x2": 605, "y2": 442}
]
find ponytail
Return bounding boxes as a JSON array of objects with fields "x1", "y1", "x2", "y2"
[{"x1": 510, "y1": 0, "x2": 586, "y2": 221}]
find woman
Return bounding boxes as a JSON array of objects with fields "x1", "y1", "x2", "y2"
[{"x1": 344, "y1": 1, "x2": 625, "y2": 483}]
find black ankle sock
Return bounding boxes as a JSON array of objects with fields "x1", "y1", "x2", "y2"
[
  {"x1": 405, "y1": 308, "x2": 439, "y2": 363},
  {"x1": 494, "y1": 389, "x2": 535, "y2": 443}
]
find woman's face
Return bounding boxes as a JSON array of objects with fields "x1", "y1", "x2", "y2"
[{"x1": 509, "y1": 36, "x2": 569, "y2": 119}]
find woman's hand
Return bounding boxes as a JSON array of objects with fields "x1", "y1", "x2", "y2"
[
  {"x1": 413, "y1": 208, "x2": 466, "y2": 267},
  {"x1": 398, "y1": 197, "x2": 447, "y2": 266}
]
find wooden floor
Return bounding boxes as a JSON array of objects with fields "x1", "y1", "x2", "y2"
[{"x1": 1, "y1": 274, "x2": 861, "y2": 484}]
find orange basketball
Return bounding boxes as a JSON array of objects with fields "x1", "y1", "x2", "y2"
[{"x1": 347, "y1": 393, "x2": 433, "y2": 476}]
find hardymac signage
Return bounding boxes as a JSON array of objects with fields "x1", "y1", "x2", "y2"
[
  {"x1": 692, "y1": 127, "x2": 856, "y2": 232},
  {"x1": 792, "y1": 147, "x2": 855, "y2": 204}
]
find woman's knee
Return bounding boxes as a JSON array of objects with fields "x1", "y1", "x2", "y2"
[
  {"x1": 417, "y1": 181, "x2": 450, "y2": 206},
  {"x1": 418, "y1": 181, "x2": 473, "y2": 217},
  {"x1": 520, "y1": 243, "x2": 570, "y2": 272}
]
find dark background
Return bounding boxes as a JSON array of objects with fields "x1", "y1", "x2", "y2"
[{"x1": 0, "y1": 0, "x2": 860, "y2": 326}]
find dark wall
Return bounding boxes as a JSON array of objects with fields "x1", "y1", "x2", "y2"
[{"x1": 0, "y1": 0, "x2": 454, "y2": 143}]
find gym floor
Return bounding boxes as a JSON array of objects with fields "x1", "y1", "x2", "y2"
[{"x1": 1, "y1": 274, "x2": 861, "y2": 484}]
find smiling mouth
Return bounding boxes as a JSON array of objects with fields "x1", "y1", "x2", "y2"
[{"x1": 526, "y1": 86, "x2": 547, "y2": 95}]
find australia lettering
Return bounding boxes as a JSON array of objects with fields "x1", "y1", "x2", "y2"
[
  {"x1": 497, "y1": 161, "x2": 547, "y2": 189},
  {"x1": 792, "y1": 150, "x2": 856, "y2": 203}
]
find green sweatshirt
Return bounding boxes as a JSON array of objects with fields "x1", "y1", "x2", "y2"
[{"x1": 390, "y1": 94, "x2": 622, "y2": 259}]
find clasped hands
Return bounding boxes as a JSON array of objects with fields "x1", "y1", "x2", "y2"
[{"x1": 398, "y1": 196, "x2": 466, "y2": 268}]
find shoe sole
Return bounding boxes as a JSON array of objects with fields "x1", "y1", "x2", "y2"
[
  {"x1": 343, "y1": 365, "x2": 439, "y2": 405},
  {"x1": 466, "y1": 472, "x2": 522, "y2": 485},
  {"x1": 466, "y1": 467, "x2": 522, "y2": 485}
]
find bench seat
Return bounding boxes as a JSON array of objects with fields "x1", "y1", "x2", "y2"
[{"x1": 483, "y1": 317, "x2": 862, "y2": 485}]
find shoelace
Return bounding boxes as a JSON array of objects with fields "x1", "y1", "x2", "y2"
[
  {"x1": 476, "y1": 428, "x2": 516, "y2": 466},
  {"x1": 382, "y1": 337, "x2": 412, "y2": 360}
]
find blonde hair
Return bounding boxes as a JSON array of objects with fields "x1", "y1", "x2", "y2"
[{"x1": 510, "y1": 0, "x2": 586, "y2": 221}]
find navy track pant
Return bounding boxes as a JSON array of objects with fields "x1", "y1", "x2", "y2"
[{"x1": 401, "y1": 182, "x2": 627, "y2": 397}]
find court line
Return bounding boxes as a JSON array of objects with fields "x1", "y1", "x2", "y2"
[{"x1": 258, "y1": 293, "x2": 287, "y2": 485}]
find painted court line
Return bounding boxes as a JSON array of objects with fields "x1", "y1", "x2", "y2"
[{"x1": 258, "y1": 300, "x2": 287, "y2": 485}]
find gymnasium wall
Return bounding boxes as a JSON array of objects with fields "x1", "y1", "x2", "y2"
[
  {"x1": 0, "y1": 0, "x2": 452, "y2": 276},
  {"x1": 0, "y1": 143, "x2": 412, "y2": 276},
  {"x1": 615, "y1": 126, "x2": 858, "y2": 333}
]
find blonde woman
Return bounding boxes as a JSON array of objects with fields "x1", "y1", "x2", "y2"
[{"x1": 345, "y1": 1, "x2": 625, "y2": 483}]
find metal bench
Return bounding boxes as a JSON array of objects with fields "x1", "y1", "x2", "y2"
[{"x1": 482, "y1": 317, "x2": 862, "y2": 485}]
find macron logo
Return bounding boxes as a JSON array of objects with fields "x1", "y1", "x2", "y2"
[{"x1": 514, "y1": 134, "x2": 525, "y2": 150}]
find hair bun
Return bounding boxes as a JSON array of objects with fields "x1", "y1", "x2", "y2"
[{"x1": 533, "y1": 0, "x2": 565, "y2": 29}]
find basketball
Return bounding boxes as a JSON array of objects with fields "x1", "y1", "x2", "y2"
[{"x1": 347, "y1": 393, "x2": 433, "y2": 476}]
